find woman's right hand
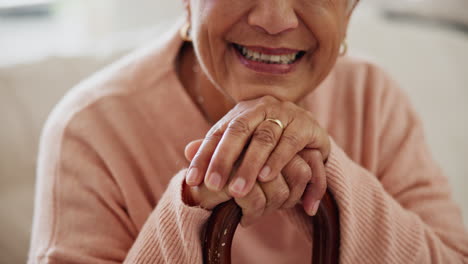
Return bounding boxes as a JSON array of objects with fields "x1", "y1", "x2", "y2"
[{"x1": 183, "y1": 139, "x2": 324, "y2": 226}]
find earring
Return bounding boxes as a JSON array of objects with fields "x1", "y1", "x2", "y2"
[
  {"x1": 339, "y1": 39, "x2": 348, "y2": 56},
  {"x1": 180, "y1": 22, "x2": 192, "y2": 42}
]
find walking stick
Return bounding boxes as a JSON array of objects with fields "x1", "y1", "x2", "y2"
[{"x1": 202, "y1": 190, "x2": 340, "y2": 264}]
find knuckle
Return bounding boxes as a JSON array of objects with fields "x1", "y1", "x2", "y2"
[
  {"x1": 296, "y1": 163, "x2": 312, "y2": 183},
  {"x1": 227, "y1": 117, "x2": 250, "y2": 137},
  {"x1": 308, "y1": 129, "x2": 319, "y2": 144},
  {"x1": 279, "y1": 186, "x2": 291, "y2": 201},
  {"x1": 207, "y1": 123, "x2": 221, "y2": 135},
  {"x1": 287, "y1": 165, "x2": 311, "y2": 187},
  {"x1": 260, "y1": 95, "x2": 276, "y2": 104},
  {"x1": 282, "y1": 200, "x2": 296, "y2": 209},
  {"x1": 309, "y1": 127, "x2": 325, "y2": 149},
  {"x1": 238, "y1": 188, "x2": 266, "y2": 212},
  {"x1": 284, "y1": 174, "x2": 298, "y2": 187},
  {"x1": 282, "y1": 100, "x2": 296, "y2": 109},
  {"x1": 267, "y1": 187, "x2": 290, "y2": 208},
  {"x1": 250, "y1": 194, "x2": 266, "y2": 211},
  {"x1": 290, "y1": 155, "x2": 310, "y2": 173},
  {"x1": 207, "y1": 129, "x2": 224, "y2": 141},
  {"x1": 253, "y1": 127, "x2": 278, "y2": 146}
]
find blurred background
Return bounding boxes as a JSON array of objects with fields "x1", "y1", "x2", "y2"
[{"x1": 1, "y1": 0, "x2": 467, "y2": 263}]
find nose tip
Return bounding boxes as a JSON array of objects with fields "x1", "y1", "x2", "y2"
[{"x1": 247, "y1": 1, "x2": 299, "y2": 35}]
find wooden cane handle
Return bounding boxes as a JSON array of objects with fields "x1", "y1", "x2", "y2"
[{"x1": 202, "y1": 190, "x2": 340, "y2": 264}]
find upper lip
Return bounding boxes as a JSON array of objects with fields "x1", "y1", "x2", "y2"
[{"x1": 234, "y1": 43, "x2": 305, "y2": 55}]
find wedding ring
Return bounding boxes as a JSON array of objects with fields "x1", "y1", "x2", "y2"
[{"x1": 265, "y1": 118, "x2": 284, "y2": 130}]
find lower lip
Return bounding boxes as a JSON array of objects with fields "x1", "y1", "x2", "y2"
[{"x1": 232, "y1": 45, "x2": 302, "y2": 75}]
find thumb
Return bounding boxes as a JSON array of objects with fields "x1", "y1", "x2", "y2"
[{"x1": 184, "y1": 139, "x2": 204, "y2": 162}]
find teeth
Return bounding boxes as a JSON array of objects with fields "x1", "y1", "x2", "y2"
[
  {"x1": 236, "y1": 44, "x2": 301, "y2": 64},
  {"x1": 253, "y1": 52, "x2": 260, "y2": 60}
]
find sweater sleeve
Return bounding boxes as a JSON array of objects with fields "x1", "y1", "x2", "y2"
[
  {"x1": 28, "y1": 126, "x2": 210, "y2": 263},
  {"x1": 325, "y1": 77, "x2": 468, "y2": 263},
  {"x1": 123, "y1": 170, "x2": 211, "y2": 263}
]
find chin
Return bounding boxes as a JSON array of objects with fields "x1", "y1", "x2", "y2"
[{"x1": 223, "y1": 81, "x2": 302, "y2": 103}]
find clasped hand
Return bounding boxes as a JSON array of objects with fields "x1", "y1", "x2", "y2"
[{"x1": 183, "y1": 96, "x2": 330, "y2": 226}]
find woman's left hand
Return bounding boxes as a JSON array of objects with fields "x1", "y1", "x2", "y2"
[{"x1": 185, "y1": 95, "x2": 330, "y2": 215}]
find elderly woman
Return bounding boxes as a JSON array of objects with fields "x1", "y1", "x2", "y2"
[{"x1": 29, "y1": 0, "x2": 468, "y2": 263}]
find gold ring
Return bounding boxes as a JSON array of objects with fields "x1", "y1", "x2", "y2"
[{"x1": 265, "y1": 118, "x2": 284, "y2": 130}]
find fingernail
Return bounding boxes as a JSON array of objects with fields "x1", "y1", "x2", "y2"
[
  {"x1": 230, "y1": 178, "x2": 246, "y2": 195},
  {"x1": 207, "y1": 172, "x2": 222, "y2": 190},
  {"x1": 258, "y1": 166, "x2": 271, "y2": 181},
  {"x1": 309, "y1": 200, "x2": 321, "y2": 216},
  {"x1": 186, "y1": 168, "x2": 198, "y2": 185}
]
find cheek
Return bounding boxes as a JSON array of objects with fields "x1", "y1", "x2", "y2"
[
  {"x1": 299, "y1": 1, "x2": 347, "y2": 48},
  {"x1": 190, "y1": 1, "x2": 247, "y2": 89},
  {"x1": 305, "y1": 12, "x2": 342, "y2": 51},
  {"x1": 300, "y1": 9, "x2": 345, "y2": 81}
]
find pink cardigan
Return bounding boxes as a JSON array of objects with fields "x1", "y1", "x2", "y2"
[{"x1": 29, "y1": 21, "x2": 468, "y2": 263}]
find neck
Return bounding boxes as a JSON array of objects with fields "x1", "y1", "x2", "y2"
[{"x1": 176, "y1": 43, "x2": 234, "y2": 124}]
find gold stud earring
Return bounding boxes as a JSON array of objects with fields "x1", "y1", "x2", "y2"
[
  {"x1": 180, "y1": 22, "x2": 192, "y2": 42},
  {"x1": 339, "y1": 39, "x2": 348, "y2": 56}
]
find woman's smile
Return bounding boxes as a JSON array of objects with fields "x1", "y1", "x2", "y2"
[
  {"x1": 185, "y1": 0, "x2": 348, "y2": 103},
  {"x1": 231, "y1": 43, "x2": 307, "y2": 74}
]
